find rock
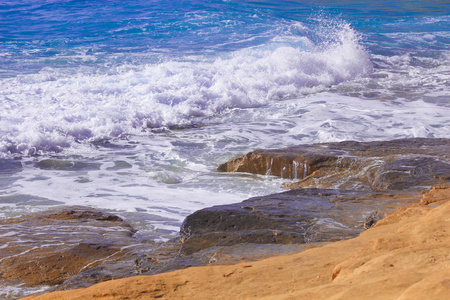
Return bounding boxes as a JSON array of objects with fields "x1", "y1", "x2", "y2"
[
  {"x1": 0, "y1": 205, "x2": 170, "y2": 300},
  {"x1": 179, "y1": 189, "x2": 421, "y2": 255},
  {"x1": 370, "y1": 157, "x2": 450, "y2": 190},
  {"x1": 1, "y1": 206, "x2": 310, "y2": 299},
  {"x1": 201, "y1": 138, "x2": 449, "y2": 256},
  {"x1": 21, "y1": 187, "x2": 450, "y2": 300},
  {"x1": 218, "y1": 138, "x2": 450, "y2": 191},
  {"x1": 0, "y1": 158, "x2": 22, "y2": 174},
  {"x1": 420, "y1": 185, "x2": 450, "y2": 205},
  {"x1": 0, "y1": 207, "x2": 138, "y2": 287},
  {"x1": 35, "y1": 159, "x2": 102, "y2": 171},
  {"x1": 0, "y1": 158, "x2": 23, "y2": 190}
]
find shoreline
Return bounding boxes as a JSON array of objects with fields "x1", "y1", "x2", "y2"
[{"x1": 22, "y1": 185, "x2": 450, "y2": 299}]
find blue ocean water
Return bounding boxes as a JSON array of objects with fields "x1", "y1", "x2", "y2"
[
  {"x1": 0, "y1": 1, "x2": 449, "y2": 296},
  {"x1": 1, "y1": 0, "x2": 448, "y2": 151}
]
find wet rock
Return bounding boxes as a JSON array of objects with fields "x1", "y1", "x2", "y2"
[
  {"x1": 180, "y1": 189, "x2": 421, "y2": 255},
  {"x1": 201, "y1": 138, "x2": 449, "y2": 258},
  {"x1": 0, "y1": 158, "x2": 22, "y2": 174},
  {"x1": 2, "y1": 206, "x2": 306, "y2": 299},
  {"x1": 5, "y1": 138, "x2": 449, "y2": 298},
  {"x1": 1, "y1": 243, "x2": 121, "y2": 286},
  {"x1": 370, "y1": 157, "x2": 450, "y2": 190},
  {"x1": 218, "y1": 138, "x2": 450, "y2": 191},
  {"x1": 0, "y1": 158, "x2": 23, "y2": 190},
  {"x1": 0, "y1": 207, "x2": 142, "y2": 289},
  {"x1": 155, "y1": 243, "x2": 309, "y2": 269},
  {"x1": 20, "y1": 187, "x2": 450, "y2": 300},
  {"x1": 36, "y1": 159, "x2": 101, "y2": 171}
]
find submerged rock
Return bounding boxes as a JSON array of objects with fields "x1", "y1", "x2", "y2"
[
  {"x1": 0, "y1": 206, "x2": 188, "y2": 299},
  {"x1": 218, "y1": 138, "x2": 450, "y2": 191}
]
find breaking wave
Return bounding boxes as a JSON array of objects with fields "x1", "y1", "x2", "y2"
[{"x1": 0, "y1": 20, "x2": 372, "y2": 156}]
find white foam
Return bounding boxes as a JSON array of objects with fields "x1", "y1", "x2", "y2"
[
  {"x1": 0, "y1": 21, "x2": 371, "y2": 157},
  {"x1": 2, "y1": 90, "x2": 448, "y2": 232},
  {"x1": 211, "y1": 93, "x2": 450, "y2": 149}
]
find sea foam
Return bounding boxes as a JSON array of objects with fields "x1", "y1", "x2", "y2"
[{"x1": 0, "y1": 21, "x2": 371, "y2": 157}]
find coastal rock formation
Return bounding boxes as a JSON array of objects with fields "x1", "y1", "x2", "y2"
[
  {"x1": 22, "y1": 186, "x2": 450, "y2": 300},
  {"x1": 180, "y1": 189, "x2": 420, "y2": 255},
  {"x1": 420, "y1": 185, "x2": 449, "y2": 205},
  {"x1": 0, "y1": 206, "x2": 166, "y2": 300},
  {"x1": 218, "y1": 138, "x2": 450, "y2": 191}
]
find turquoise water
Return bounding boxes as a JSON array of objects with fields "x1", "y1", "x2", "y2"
[{"x1": 2, "y1": 1, "x2": 448, "y2": 75}]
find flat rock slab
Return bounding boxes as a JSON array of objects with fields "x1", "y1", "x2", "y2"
[
  {"x1": 0, "y1": 207, "x2": 138, "y2": 287},
  {"x1": 218, "y1": 138, "x2": 450, "y2": 191},
  {"x1": 0, "y1": 206, "x2": 183, "y2": 299},
  {"x1": 180, "y1": 188, "x2": 421, "y2": 255}
]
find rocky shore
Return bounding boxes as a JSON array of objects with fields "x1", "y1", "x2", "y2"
[
  {"x1": 0, "y1": 138, "x2": 448, "y2": 299},
  {"x1": 22, "y1": 185, "x2": 450, "y2": 299}
]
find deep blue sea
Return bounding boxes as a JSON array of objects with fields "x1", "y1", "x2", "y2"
[{"x1": 0, "y1": 0, "x2": 449, "y2": 296}]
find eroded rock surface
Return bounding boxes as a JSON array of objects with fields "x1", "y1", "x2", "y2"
[
  {"x1": 218, "y1": 138, "x2": 450, "y2": 191},
  {"x1": 183, "y1": 138, "x2": 449, "y2": 255},
  {"x1": 0, "y1": 206, "x2": 182, "y2": 299}
]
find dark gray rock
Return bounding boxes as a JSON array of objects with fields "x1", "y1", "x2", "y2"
[
  {"x1": 36, "y1": 159, "x2": 102, "y2": 171},
  {"x1": 179, "y1": 189, "x2": 420, "y2": 255},
  {"x1": 1, "y1": 206, "x2": 307, "y2": 298}
]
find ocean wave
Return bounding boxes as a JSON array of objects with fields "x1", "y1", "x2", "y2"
[{"x1": 0, "y1": 20, "x2": 371, "y2": 156}]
